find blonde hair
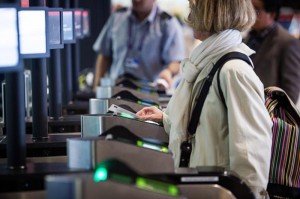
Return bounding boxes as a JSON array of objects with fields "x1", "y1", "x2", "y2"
[{"x1": 187, "y1": 0, "x2": 256, "y2": 33}]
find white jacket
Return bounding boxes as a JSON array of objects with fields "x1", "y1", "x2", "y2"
[{"x1": 163, "y1": 44, "x2": 273, "y2": 198}]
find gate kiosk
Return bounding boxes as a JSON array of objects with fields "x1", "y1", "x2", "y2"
[
  {"x1": 96, "y1": 86, "x2": 160, "y2": 104},
  {"x1": 151, "y1": 167, "x2": 255, "y2": 199},
  {"x1": 101, "y1": 89, "x2": 160, "y2": 107},
  {"x1": 81, "y1": 104, "x2": 168, "y2": 143},
  {"x1": 116, "y1": 77, "x2": 165, "y2": 94},
  {"x1": 46, "y1": 159, "x2": 186, "y2": 199},
  {"x1": 68, "y1": 129, "x2": 174, "y2": 174},
  {"x1": 89, "y1": 98, "x2": 146, "y2": 114},
  {"x1": 46, "y1": 159, "x2": 255, "y2": 199}
]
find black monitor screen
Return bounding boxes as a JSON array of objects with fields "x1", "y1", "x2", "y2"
[
  {"x1": 18, "y1": 8, "x2": 50, "y2": 58},
  {"x1": 48, "y1": 8, "x2": 63, "y2": 49},
  {"x1": 74, "y1": 10, "x2": 83, "y2": 38},
  {"x1": 0, "y1": 6, "x2": 20, "y2": 71},
  {"x1": 82, "y1": 10, "x2": 90, "y2": 37},
  {"x1": 62, "y1": 10, "x2": 75, "y2": 44}
]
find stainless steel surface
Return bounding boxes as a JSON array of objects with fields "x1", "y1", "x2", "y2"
[
  {"x1": 67, "y1": 137, "x2": 174, "y2": 174},
  {"x1": 46, "y1": 173, "x2": 186, "y2": 199},
  {"x1": 81, "y1": 114, "x2": 169, "y2": 143},
  {"x1": 0, "y1": 191, "x2": 45, "y2": 199},
  {"x1": 96, "y1": 86, "x2": 159, "y2": 103},
  {"x1": 178, "y1": 184, "x2": 237, "y2": 199},
  {"x1": 100, "y1": 77, "x2": 116, "y2": 86},
  {"x1": 24, "y1": 70, "x2": 32, "y2": 119},
  {"x1": 89, "y1": 98, "x2": 108, "y2": 114}
]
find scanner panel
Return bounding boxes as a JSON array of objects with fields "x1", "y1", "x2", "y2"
[
  {"x1": 81, "y1": 114, "x2": 169, "y2": 143},
  {"x1": 46, "y1": 173, "x2": 186, "y2": 199},
  {"x1": 67, "y1": 137, "x2": 174, "y2": 174},
  {"x1": 96, "y1": 86, "x2": 159, "y2": 103},
  {"x1": 89, "y1": 98, "x2": 146, "y2": 114}
]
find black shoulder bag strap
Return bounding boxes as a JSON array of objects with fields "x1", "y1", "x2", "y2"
[{"x1": 179, "y1": 52, "x2": 252, "y2": 167}]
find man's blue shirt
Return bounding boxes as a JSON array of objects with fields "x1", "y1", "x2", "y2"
[{"x1": 93, "y1": 4, "x2": 185, "y2": 81}]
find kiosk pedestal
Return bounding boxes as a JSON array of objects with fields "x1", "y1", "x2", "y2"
[{"x1": 68, "y1": 137, "x2": 174, "y2": 174}]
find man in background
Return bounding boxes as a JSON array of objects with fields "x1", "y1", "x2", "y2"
[
  {"x1": 93, "y1": 0, "x2": 185, "y2": 91},
  {"x1": 245, "y1": 0, "x2": 300, "y2": 104}
]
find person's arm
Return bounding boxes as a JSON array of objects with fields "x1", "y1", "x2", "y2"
[
  {"x1": 160, "y1": 16, "x2": 185, "y2": 87},
  {"x1": 159, "y1": 61, "x2": 180, "y2": 87},
  {"x1": 92, "y1": 14, "x2": 116, "y2": 91},
  {"x1": 93, "y1": 54, "x2": 111, "y2": 91}
]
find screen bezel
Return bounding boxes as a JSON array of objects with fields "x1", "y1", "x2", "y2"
[
  {"x1": 48, "y1": 7, "x2": 64, "y2": 49},
  {"x1": 82, "y1": 9, "x2": 90, "y2": 37},
  {"x1": 62, "y1": 9, "x2": 76, "y2": 44},
  {"x1": 18, "y1": 7, "x2": 50, "y2": 59},
  {"x1": 74, "y1": 8, "x2": 84, "y2": 39},
  {"x1": 0, "y1": 4, "x2": 21, "y2": 72}
]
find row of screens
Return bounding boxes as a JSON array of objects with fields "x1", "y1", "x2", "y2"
[{"x1": 0, "y1": 6, "x2": 90, "y2": 71}]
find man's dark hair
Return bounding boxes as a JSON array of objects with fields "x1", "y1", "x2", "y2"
[{"x1": 263, "y1": 0, "x2": 282, "y2": 21}]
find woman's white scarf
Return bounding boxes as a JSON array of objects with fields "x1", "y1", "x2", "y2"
[{"x1": 165, "y1": 30, "x2": 243, "y2": 166}]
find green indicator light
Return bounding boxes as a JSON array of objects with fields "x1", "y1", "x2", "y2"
[
  {"x1": 137, "y1": 140, "x2": 143, "y2": 147},
  {"x1": 135, "y1": 177, "x2": 180, "y2": 196},
  {"x1": 136, "y1": 177, "x2": 146, "y2": 187},
  {"x1": 161, "y1": 146, "x2": 169, "y2": 153},
  {"x1": 120, "y1": 112, "x2": 136, "y2": 119},
  {"x1": 94, "y1": 167, "x2": 108, "y2": 182},
  {"x1": 137, "y1": 100, "x2": 142, "y2": 105},
  {"x1": 168, "y1": 185, "x2": 179, "y2": 196}
]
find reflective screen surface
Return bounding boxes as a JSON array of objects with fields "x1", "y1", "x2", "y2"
[
  {"x1": 82, "y1": 10, "x2": 90, "y2": 36},
  {"x1": 0, "y1": 8, "x2": 19, "y2": 67},
  {"x1": 48, "y1": 11, "x2": 61, "y2": 45},
  {"x1": 18, "y1": 10, "x2": 47, "y2": 55},
  {"x1": 74, "y1": 10, "x2": 82, "y2": 38},
  {"x1": 63, "y1": 10, "x2": 74, "y2": 42}
]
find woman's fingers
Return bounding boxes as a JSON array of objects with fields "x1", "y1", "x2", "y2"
[
  {"x1": 136, "y1": 106, "x2": 163, "y2": 123},
  {"x1": 136, "y1": 107, "x2": 155, "y2": 116}
]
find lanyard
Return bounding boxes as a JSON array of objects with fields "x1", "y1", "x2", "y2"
[{"x1": 127, "y1": 7, "x2": 158, "y2": 51}]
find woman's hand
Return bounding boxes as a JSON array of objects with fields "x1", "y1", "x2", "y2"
[{"x1": 136, "y1": 106, "x2": 163, "y2": 123}]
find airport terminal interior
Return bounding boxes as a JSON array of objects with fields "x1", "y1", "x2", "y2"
[{"x1": 0, "y1": 0, "x2": 300, "y2": 198}]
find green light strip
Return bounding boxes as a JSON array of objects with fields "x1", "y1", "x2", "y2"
[
  {"x1": 94, "y1": 167, "x2": 179, "y2": 196},
  {"x1": 135, "y1": 177, "x2": 179, "y2": 196},
  {"x1": 137, "y1": 100, "x2": 159, "y2": 107},
  {"x1": 119, "y1": 112, "x2": 136, "y2": 119},
  {"x1": 136, "y1": 140, "x2": 169, "y2": 153}
]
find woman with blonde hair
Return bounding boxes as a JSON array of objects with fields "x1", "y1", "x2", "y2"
[{"x1": 137, "y1": 0, "x2": 272, "y2": 198}]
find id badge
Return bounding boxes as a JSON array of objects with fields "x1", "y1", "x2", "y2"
[
  {"x1": 124, "y1": 57, "x2": 139, "y2": 69},
  {"x1": 124, "y1": 49, "x2": 141, "y2": 69}
]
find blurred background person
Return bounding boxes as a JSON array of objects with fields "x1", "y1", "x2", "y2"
[
  {"x1": 92, "y1": 0, "x2": 185, "y2": 91},
  {"x1": 245, "y1": 0, "x2": 300, "y2": 105}
]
